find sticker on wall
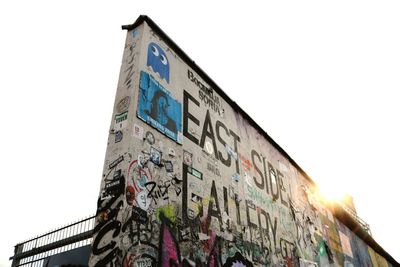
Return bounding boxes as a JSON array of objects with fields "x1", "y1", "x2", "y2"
[
  {"x1": 126, "y1": 186, "x2": 135, "y2": 205},
  {"x1": 103, "y1": 170, "x2": 125, "y2": 199},
  {"x1": 115, "y1": 130, "x2": 123, "y2": 143},
  {"x1": 115, "y1": 111, "x2": 128, "y2": 130},
  {"x1": 191, "y1": 193, "x2": 202, "y2": 204},
  {"x1": 137, "y1": 155, "x2": 147, "y2": 168},
  {"x1": 147, "y1": 42, "x2": 170, "y2": 83},
  {"x1": 109, "y1": 155, "x2": 124, "y2": 169},
  {"x1": 183, "y1": 150, "x2": 193, "y2": 166},
  {"x1": 150, "y1": 146, "x2": 162, "y2": 165},
  {"x1": 116, "y1": 96, "x2": 131, "y2": 114},
  {"x1": 168, "y1": 148, "x2": 176, "y2": 157},
  {"x1": 232, "y1": 173, "x2": 240, "y2": 183},
  {"x1": 205, "y1": 141, "x2": 214, "y2": 155},
  {"x1": 145, "y1": 131, "x2": 155, "y2": 145},
  {"x1": 131, "y1": 206, "x2": 148, "y2": 224},
  {"x1": 136, "y1": 191, "x2": 151, "y2": 211},
  {"x1": 164, "y1": 161, "x2": 174, "y2": 173},
  {"x1": 188, "y1": 166, "x2": 202, "y2": 180},
  {"x1": 133, "y1": 123, "x2": 144, "y2": 140},
  {"x1": 339, "y1": 231, "x2": 353, "y2": 258},
  {"x1": 138, "y1": 71, "x2": 182, "y2": 143}
]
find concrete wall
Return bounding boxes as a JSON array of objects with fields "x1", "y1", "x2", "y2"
[{"x1": 89, "y1": 18, "x2": 395, "y2": 267}]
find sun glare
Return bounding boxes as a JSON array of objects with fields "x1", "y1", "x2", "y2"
[{"x1": 316, "y1": 181, "x2": 347, "y2": 203}]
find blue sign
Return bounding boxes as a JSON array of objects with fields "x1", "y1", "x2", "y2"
[{"x1": 137, "y1": 71, "x2": 182, "y2": 143}]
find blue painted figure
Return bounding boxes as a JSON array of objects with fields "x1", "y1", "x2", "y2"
[{"x1": 147, "y1": 42, "x2": 170, "y2": 83}]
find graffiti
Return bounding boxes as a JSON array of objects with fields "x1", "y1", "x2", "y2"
[
  {"x1": 126, "y1": 186, "x2": 135, "y2": 205},
  {"x1": 183, "y1": 90, "x2": 240, "y2": 173},
  {"x1": 251, "y1": 149, "x2": 289, "y2": 207},
  {"x1": 159, "y1": 212, "x2": 181, "y2": 266},
  {"x1": 123, "y1": 39, "x2": 138, "y2": 91},
  {"x1": 145, "y1": 176, "x2": 182, "y2": 204},
  {"x1": 92, "y1": 168, "x2": 125, "y2": 266},
  {"x1": 91, "y1": 21, "x2": 393, "y2": 267},
  {"x1": 156, "y1": 205, "x2": 177, "y2": 223},
  {"x1": 147, "y1": 42, "x2": 170, "y2": 83},
  {"x1": 117, "y1": 96, "x2": 131, "y2": 114},
  {"x1": 131, "y1": 206, "x2": 148, "y2": 224},
  {"x1": 123, "y1": 254, "x2": 154, "y2": 267},
  {"x1": 232, "y1": 173, "x2": 240, "y2": 183},
  {"x1": 136, "y1": 191, "x2": 151, "y2": 210},
  {"x1": 188, "y1": 69, "x2": 223, "y2": 116},
  {"x1": 239, "y1": 152, "x2": 253, "y2": 171},
  {"x1": 207, "y1": 162, "x2": 221, "y2": 176},
  {"x1": 101, "y1": 170, "x2": 125, "y2": 200},
  {"x1": 138, "y1": 71, "x2": 182, "y2": 142},
  {"x1": 224, "y1": 252, "x2": 253, "y2": 267}
]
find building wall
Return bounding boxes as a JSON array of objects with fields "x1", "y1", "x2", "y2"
[{"x1": 89, "y1": 19, "x2": 393, "y2": 267}]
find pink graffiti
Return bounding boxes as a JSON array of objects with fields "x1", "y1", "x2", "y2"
[
  {"x1": 160, "y1": 217, "x2": 180, "y2": 266},
  {"x1": 159, "y1": 213, "x2": 221, "y2": 267}
]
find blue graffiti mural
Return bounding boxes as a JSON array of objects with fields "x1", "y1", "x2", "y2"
[
  {"x1": 147, "y1": 42, "x2": 170, "y2": 83},
  {"x1": 137, "y1": 71, "x2": 182, "y2": 143}
]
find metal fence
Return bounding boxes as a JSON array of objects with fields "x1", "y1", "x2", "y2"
[
  {"x1": 10, "y1": 215, "x2": 95, "y2": 267},
  {"x1": 339, "y1": 203, "x2": 372, "y2": 235}
]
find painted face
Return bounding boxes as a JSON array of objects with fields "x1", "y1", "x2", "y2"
[
  {"x1": 147, "y1": 42, "x2": 170, "y2": 83},
  {"x1": 156, "y1": 96, "x2": 169, "y2": 124}
]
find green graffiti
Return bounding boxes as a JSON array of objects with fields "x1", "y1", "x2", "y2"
[
  {"x1": 318, "y1": 240, "x2": 327, "y2": 256},
  {"x1": 156, "y1": 204, "x2": 176, "y2": 223},
  {"x1": 246, "y1": 184, "x2": 274, "y2": 207}
]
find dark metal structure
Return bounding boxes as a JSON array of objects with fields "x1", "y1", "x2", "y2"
[{"x1": 10, "y1": 215, "x2": 95, "y2": 267}]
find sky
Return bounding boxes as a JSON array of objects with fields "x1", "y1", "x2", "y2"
[{"x1": 0, "y1": 1, "x2": 399, "y2": 266}]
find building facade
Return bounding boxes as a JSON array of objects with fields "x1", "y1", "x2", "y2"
[{"x1": 89, "y1": 16, "x2": 399, "y2": 267}]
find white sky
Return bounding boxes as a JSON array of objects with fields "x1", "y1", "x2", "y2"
[{"x1": 1, "y1": 1, "x2": 399, "y2": 266}]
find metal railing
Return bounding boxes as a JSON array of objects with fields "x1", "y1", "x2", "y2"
[
  {"x1": 339, "y1": 203, "x2": 372, "y2": 235},
  {"x1": 10, "y1": 215, "x2": 95, "y2": 267}
]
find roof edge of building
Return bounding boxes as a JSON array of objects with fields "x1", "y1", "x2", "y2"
[{"x1": 122, "y1": 15, "x2": 315, "y2": 186}]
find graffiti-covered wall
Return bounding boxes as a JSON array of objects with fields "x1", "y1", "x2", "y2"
[{"x1": 89, "y1": 17, "x2": 397, "y2": 267}]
